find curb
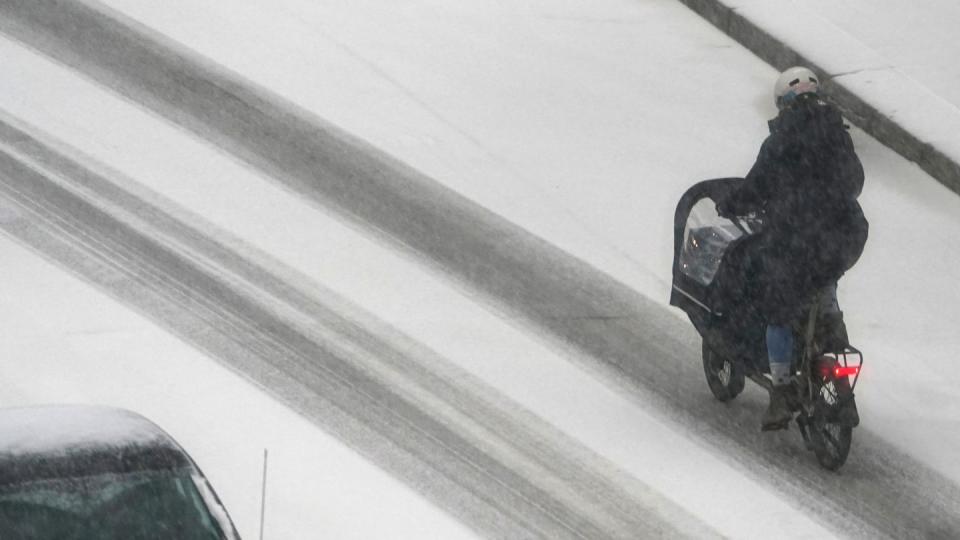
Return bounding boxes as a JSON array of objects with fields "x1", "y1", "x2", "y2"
[{"x1": 677, "y1": 0, "x2": 960, "y2": 196}]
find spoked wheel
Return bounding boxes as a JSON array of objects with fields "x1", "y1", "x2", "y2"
[
  {"x1": 702, "y1": 340, "x2": 745, "y2": 402},
  {"x1": 809, "y1": 374, "x2": 854, "y2": 470}
]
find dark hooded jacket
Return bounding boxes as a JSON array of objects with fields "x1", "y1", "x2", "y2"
[
  {"x1": 720, "y1": 92, "x2": 864, "y2": 237},
  {"x1": 717, "y1": 92, "x2": 868, "y2": 321}
]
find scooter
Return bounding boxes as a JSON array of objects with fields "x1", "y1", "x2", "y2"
[{"x1": 670, "y1": 178, "x2": 863, "y2": 470}]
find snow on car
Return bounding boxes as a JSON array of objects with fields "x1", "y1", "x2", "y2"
[{"x1": 0, "y1": 405, "x2": 240, "y2": 539}]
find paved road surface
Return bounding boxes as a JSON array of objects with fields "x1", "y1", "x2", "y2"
[{"x1": 2, "y1": 1, "x2": 960, "y2": 538}]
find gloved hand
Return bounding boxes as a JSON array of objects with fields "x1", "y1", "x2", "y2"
[{"x1": 715, "y1": 195, "x2": 738, "y2": 219}]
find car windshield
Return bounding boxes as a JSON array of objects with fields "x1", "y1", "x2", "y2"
[{"x1": 0, "y1": 468, "x2": 225, "y2": 539}]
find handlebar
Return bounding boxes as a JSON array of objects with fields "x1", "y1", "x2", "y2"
[{"x1": 730, "y1": 216, "x2": 752, "y2": 236}]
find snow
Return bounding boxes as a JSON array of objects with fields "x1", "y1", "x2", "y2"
[
  {"x1": 91, "y1": 0, "x2": 774, "y2": 299},
  {"x1": 0, "y1": 405, "x2": 166, "y2": 456},
  {"x1": 0, "y1": 229, "x2": 477, "y2": 539},
  {"x1": 86, "y1": 0, "x2": 960, "y2": 482},
  {"x1": 723, "y1": 0, "x2": 960, "y2": 181},
  {"x1": 798, "y1": 0, "x2": 960, "y2": 112},
  {"x1": 0, "y1": 34, "x2": 836, "y2": 538},
  {"x1": 0, "y1": 0, "x2": 959, "y2": 538}
]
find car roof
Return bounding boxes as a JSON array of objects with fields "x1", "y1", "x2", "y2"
[{"x1": 0, "y1": 405, "x2": 193, "y2": 486}]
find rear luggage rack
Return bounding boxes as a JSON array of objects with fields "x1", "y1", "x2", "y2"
[{"x1": 820, "y1": 346, "x2": 864, "y2": 391}]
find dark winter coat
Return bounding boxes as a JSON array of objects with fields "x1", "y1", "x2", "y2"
[
  {"x1": 720, "y1": 92, "x2": 864, "y2": 234},
  {"x1": 718, "y1": 93, "x2": 869, "y2": 323}
]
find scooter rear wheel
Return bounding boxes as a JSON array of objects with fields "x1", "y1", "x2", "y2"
[
  {"x1": 809, "y1": 374, "x2": 854, "y2": 470},
  {"x1": 702, "y1": 340, "x2": 745, "y2": 402}
]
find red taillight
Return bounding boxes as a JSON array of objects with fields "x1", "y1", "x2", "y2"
[{"x1": 834, "y1": 366, "x2": 860, "y2": 377}]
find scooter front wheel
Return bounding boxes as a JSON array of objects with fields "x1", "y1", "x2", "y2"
[{"x1": 702, "y1": 340, "x2": 745, "y2": 402}]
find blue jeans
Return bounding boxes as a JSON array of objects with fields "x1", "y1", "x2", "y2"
[{"x1": 767, "y1": 284, "x2": 839, "y2": 385}]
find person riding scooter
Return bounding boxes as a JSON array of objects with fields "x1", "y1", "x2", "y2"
[{"x1": 716, "y1": 67, "x2": 869, "y2": 430}]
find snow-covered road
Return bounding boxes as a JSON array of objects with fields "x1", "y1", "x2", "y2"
[{"x1": 1, "y1": 0, "x2": 959, "y2": 538}]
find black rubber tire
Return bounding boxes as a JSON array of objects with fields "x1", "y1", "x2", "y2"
[
  {"x1": 702, "y1": 340, "x2": 745, "y2": 402},
  {"x1": 810, "y1": 374, "x2": 854, "y2": 471}
]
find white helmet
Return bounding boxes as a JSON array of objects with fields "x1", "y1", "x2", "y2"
[{"x1": 774, "y1": 66, "x2": 819, "y2": 109}]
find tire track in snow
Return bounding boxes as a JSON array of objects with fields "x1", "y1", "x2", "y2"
[
  {"x1": 2, "y1": 1, "x2": 959, "y2": 537},
  {"x1": 0, "y1": 113, "x2": 712, "y2": 539}
]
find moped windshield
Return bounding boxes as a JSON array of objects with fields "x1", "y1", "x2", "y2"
[{"x1": 679, "y1": 197, "x2": 743, "y2": 286}]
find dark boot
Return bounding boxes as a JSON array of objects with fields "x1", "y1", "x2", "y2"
[{"x1": 761, "y1": 385, "x2": 793, "y2": 431}]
